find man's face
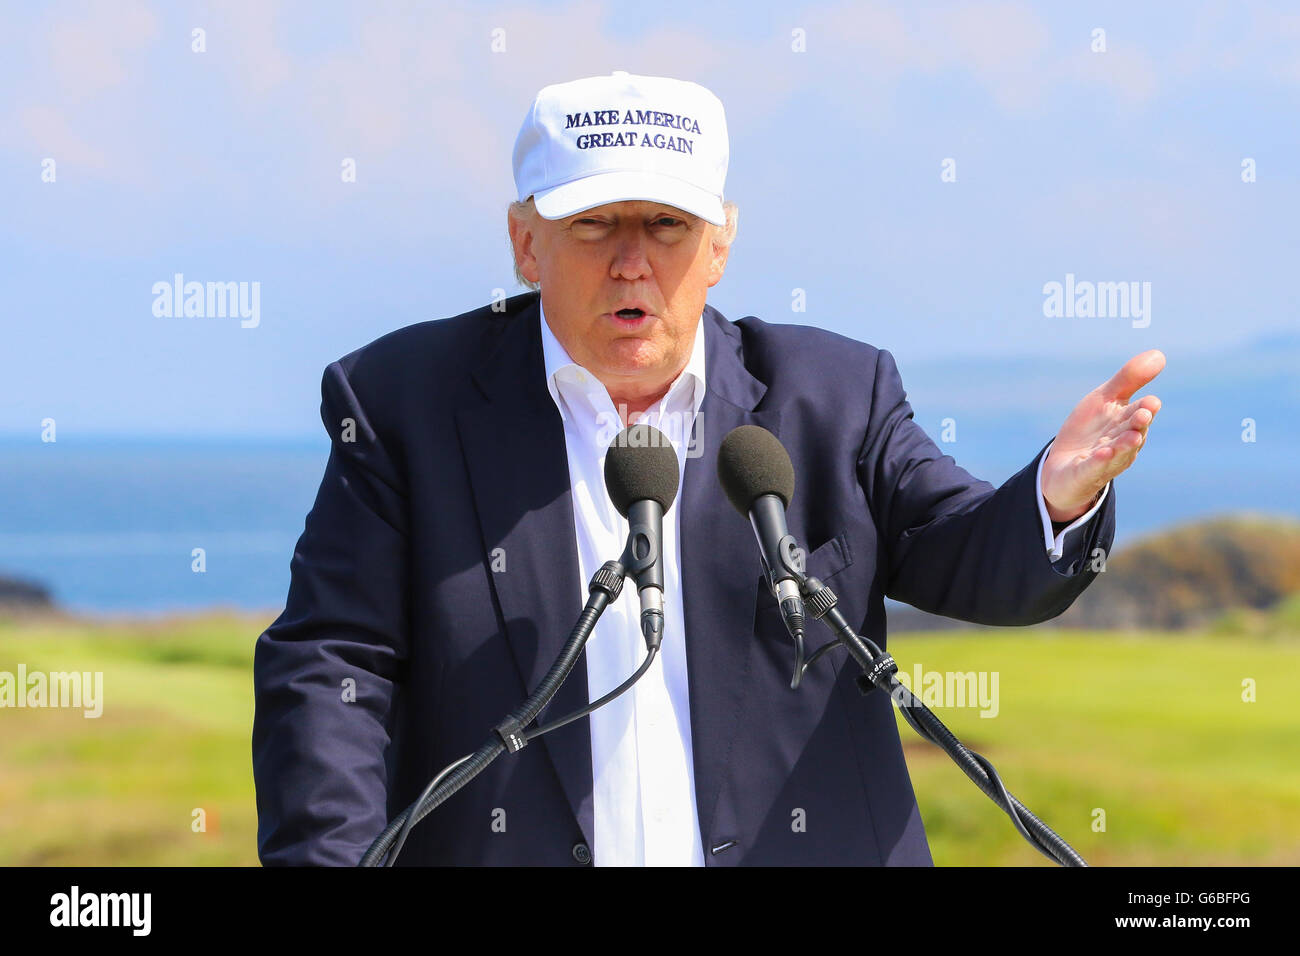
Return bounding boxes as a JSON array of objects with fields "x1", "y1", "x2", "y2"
[{"x1": 508, "y1": 199, "x2": 729, "y2": 400}]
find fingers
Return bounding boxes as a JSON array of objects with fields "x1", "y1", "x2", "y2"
[
  {"x1": 1100, "y1": 349, "x2": 1167, "y2": 401},
  {"x1": 1131, "y1": 394, "x2": 1161, "y2": 416},
  {"x1": 1092, "y1": 424, "x2": 1146, "y2": 472},
  {"x1": 1125, "y1": 400, "x2": 1158, "y2": 431},
  {"x1": 1099, "y1": 394, "x2": 1161, "y2": 442}
]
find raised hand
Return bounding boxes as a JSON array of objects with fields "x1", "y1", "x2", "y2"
[{"x1": 1040, "y1": 349, "x2": 1165, "y2": 523}]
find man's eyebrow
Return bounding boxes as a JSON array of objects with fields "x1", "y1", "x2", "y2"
[
  {"x1": 645, "y1": 210, "x2": 697, "y2": 223},
  {"x1": 569, "y1": 210, "x2": 694, "y2": 222}
]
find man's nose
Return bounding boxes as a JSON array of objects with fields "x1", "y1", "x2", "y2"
[{"x1": 611, "y1": 229, "x2": 652, "y2": 279}]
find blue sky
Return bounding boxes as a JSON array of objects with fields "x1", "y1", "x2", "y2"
[{"x1": 1, "y1": 0, "x2": 1298, "y2": 440}]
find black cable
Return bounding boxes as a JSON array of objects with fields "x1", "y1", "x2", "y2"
[
  {"x1": 796, "y1": 576, "x2": 1088, "y2": 867},
  {"x1": 378, "y1": 634, "x2": 658, "y2": 865},
  {"x1": 526, "y1": 647, "x2": 658, "y2": 741},
  {"x1": 787, "y1": 631, "x2": 807, "y2": 689},
  {"x1": 880, "y1": 663, "x2": 1081, "y2": 864},
  {"x1": 382, "y1": 754, "x2": 475, "y2": 868},
  {"x1": 797, "y1": 635, "x2": 843, "y2": 677},
  {"x1": 379, "y1": 643, "x2": 659, "y2": 865},
  {"x1": 358, "y1": 561, "x2": 624, "y2": 867},
  {"x1": 384, "y1": 752, "x2": 472, "y2": 865},
  {"x1": 384, "y1": 747, "x2": 495, "y2": 865}
]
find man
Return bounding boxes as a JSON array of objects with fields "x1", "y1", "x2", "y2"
[{"x1": 252, "y1": 71, "x2": 1163, "y2": 866}]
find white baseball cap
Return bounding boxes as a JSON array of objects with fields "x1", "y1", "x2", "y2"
[{"x1": 512, "y1": 71, "x2": 729, "y2": 226}]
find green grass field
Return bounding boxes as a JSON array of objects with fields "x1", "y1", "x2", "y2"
[{"x1": 0, "y1": 611, "x2": 1296, "y2": 866}]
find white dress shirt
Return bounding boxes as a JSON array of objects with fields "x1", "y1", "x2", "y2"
[
  {"x1": 1036, "y1": 444, "x2": 1109, "y2": 561},
  {"x1": 538, "y1": 302, "x2": 1106, "y2": 865},
  {"x1": 540, "y1": 300, "x2": 708, "y2": 867}
]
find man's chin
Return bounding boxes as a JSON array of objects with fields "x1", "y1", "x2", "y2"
[{"x1": 601, "y1": 340, "x2": 664, "y2": 373}]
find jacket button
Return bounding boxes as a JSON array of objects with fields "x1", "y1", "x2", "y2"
[{"x1": 571, "y1": 842, "x2": 592, "y2": 865}]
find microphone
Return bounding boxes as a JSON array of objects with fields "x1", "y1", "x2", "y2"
[
  {"x1": 716, "y1": 425, "x2": 806, "y2": 643},
  {"x1": 604, "y1": 424, "x2": 680, "y2": 650}
]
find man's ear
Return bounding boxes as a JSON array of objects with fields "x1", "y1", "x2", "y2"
[
  {"x1": 508, "y1": 210, "x2": 542, "y2": 285},
  {"x1": 707, "y1": 236, "x2": 730, "y2": 287}
]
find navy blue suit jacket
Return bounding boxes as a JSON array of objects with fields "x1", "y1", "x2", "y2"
[{"x1": 252, "y1": 290, "x2": 1114, "y2": 866}]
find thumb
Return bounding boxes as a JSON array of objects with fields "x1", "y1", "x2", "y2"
[{"x1": 1099, "y1": 349, "x2": 1166, "y2": 401}]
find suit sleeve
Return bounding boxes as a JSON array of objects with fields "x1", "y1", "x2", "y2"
[
  {"x1": 856, "y1": 348, "x2": 1115, "y2": 626},
  {"x1": 252, "y1": 360, "x2": 410, "y2": 865}
]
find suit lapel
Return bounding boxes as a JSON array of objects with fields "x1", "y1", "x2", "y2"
[
  {"x1": 680, "y1": 308, "x2": 779, "y2": 848},
  {"x1": 455, "y1": 294, "x2": 594, "y2": 848}
]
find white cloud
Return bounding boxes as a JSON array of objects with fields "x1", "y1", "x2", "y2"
[
  {"x1": 17, "y1": 104, "x2": 108, "y2": 169},
  {"x1": 48, "y1": 0, "x2": 160, "y2": 102}
]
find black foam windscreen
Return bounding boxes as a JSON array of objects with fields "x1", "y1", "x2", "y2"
[
  {"x1": 716, "y1": 425, "x2": 796, "y2": 515},
  {"x1": 603, "y1": 424, "x2": 681, "y2": 517}
]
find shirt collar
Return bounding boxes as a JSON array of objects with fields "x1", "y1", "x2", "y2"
[{"x1": 538, "y1": 297, "x2": 708, "y2": 425}]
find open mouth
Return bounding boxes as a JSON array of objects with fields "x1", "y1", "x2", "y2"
[{"x1": 614, "y1": 308, "x2": 646, "y2": 320}]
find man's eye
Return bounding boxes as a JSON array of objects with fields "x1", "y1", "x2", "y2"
[{"x1": 655, "y1": 217, "x2": 684, "y2": 227}]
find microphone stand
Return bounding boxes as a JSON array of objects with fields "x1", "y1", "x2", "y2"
[
  {"x1": 359, "y1": 559, "x2": 626, "y2": 867},
  {"x1": 786, "y1": 568, "x2": 1089, "y2": 868}
]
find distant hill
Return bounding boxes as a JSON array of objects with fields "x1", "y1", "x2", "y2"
[
  {"x1": 0, "y1": 574, "x2": 54, "y2": 612},
  {"x1": 887, "y1": 513, "x2": 1300, "y2": 632}
]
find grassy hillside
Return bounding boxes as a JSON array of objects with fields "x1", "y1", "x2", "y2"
[
  {"x1": 0, "y1": 610, "x2": 1296, "y2": 865},
  {"x1": 889, "y1": 625, "x2": 1300, "y2": 865},
  {"x1": 1056, "y1": 513, "x2": 1300, "y2": 630},
  {"x1": 0, "y1": 613, "x2": 265, "y2": 865}
]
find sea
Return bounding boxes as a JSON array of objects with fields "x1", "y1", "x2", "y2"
[
  {"x1": 0, "y1": 434, "x2": 1295, "y2": 615},
  {"x1": 0, "y1": 438, "x2": 328, "y2": 615}
]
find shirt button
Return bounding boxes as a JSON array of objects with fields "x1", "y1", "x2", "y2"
[{"x1": 572, "y1": 842, "x2": 592, "y2": 865}]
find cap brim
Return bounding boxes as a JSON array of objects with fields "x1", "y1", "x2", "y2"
[{"x1": 532, "y1": 170, "x2": 725, "y2": 226}]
